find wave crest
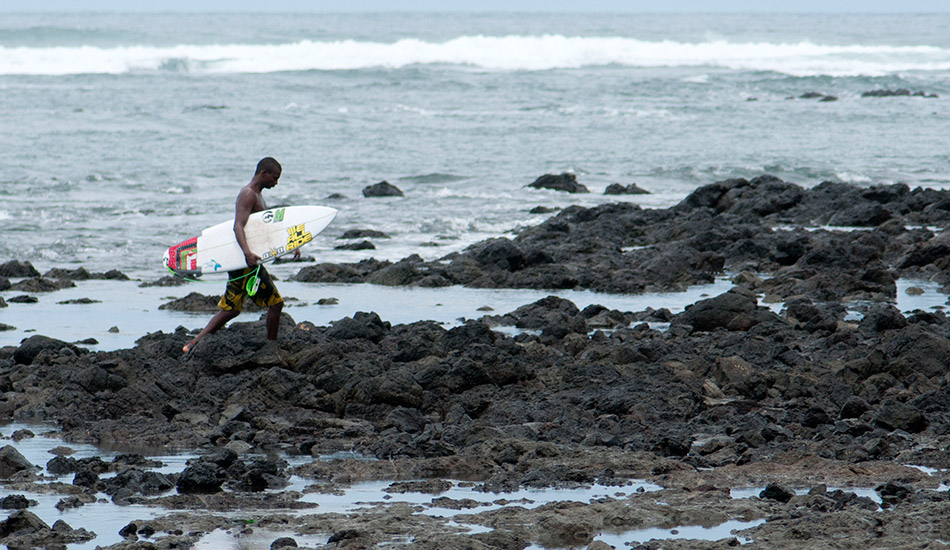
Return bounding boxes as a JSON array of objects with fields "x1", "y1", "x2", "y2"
[{"x1": 2, "y1": 35, "x2": 948, "y2": 76}]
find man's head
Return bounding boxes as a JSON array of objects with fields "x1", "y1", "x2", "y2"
[{"x1": 255, "y1": 157, "x2": 282, "y2": 187}]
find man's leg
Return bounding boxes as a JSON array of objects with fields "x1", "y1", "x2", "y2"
[
  {"x1": 266, "y1": 301, "x2": 283, "y2": 341},
  {"x1": 183, "y1": 309, "x2": 240, "y2": 353}
]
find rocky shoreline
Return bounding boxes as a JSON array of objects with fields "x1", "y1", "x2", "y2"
[{"x1": 1, "y1": 175, "x2": 950, "y2": 549}]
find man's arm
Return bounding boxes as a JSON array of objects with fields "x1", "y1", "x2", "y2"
[{"x1": 234, "y1": 189, "x2": 262, "y2": 267}]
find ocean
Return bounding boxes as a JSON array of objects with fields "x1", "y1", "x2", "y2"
[{"x1": 2, "y1": 12, "x2": 950, "y2": 281}]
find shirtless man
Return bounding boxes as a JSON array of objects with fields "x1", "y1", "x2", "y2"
[{"x1": 182, "y1": 157, "x2": 288, "y2": 354}]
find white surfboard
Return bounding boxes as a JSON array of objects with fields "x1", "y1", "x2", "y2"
[{"x1": 163, "y1": 205, "x2": 338, "y2": 276}]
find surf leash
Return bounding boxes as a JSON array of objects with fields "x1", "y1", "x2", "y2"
[
  {"x1": 165, "y1": 264, "x2": 262, "y2": 288},
  {"x1": 245, "y1": 265, "x2": 261, "y2": 296}
]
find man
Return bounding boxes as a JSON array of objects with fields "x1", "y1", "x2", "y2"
[{"x1": 182, "y1": 157, "x2": 289, "y2": 354}]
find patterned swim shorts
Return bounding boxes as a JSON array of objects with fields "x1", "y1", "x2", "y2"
[{"x1": 218, "y1": 265, "x2": 283, "y2": 312}]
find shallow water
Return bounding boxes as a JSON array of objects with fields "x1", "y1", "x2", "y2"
[
  {"x1": 525, "y1": 518, "x2": 767, "y2": 549},
  {"x1": 3, "y1": 268, "x2": 946, "y2": 352},
  {"x1": 0, "y1": 270, "x2": 735, "y2": 351}
]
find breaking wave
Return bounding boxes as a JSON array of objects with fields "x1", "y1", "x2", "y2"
[{"x1": 2, "y1": 35, "x2": 949, "y2": 76}]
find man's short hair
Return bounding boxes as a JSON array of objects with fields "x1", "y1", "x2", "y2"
[{"x1": 256, "y1": 157, "x2": 281, "y2": 175}]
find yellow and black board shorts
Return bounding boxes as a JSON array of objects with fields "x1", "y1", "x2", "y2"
[{"x1": 218, "y1": 265, "x2": 283, "y2": 312}]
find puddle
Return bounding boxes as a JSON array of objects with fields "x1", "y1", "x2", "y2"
[
  {"x1": 192, "y1": 528, "x2": 329, "y2": 550},
  {"x1": 605, "y1": 518, "x2": 765, "y2": 547},
  {"x1": 296, "y1": 480, "x2": 662, "y2": 517},
  {"x1": 0, "y1": 422, "x2": 663, "y2": 549},
  {"x1": 523, "y1": 519, "x2": 765, "y2": 549}
]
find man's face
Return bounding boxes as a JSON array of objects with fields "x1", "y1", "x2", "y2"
[{"x1": 263, "y1": 168, "x2": 281, "y2": 188}]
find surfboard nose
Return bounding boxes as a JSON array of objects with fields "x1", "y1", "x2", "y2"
[{"x1": 162, "y1": 248, "x2": 170, "y2": 268}]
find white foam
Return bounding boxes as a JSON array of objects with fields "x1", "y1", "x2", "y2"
[{"x1": 2, "y1": 36, "x2": 948, "y2": 76}]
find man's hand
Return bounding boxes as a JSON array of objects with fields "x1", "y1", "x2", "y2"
[
  {"x1": 245, "y1": 251, "x2": 263, "y2": 267},
  {"x1": 293, "y1": 249, "x2": 301, "y2": 260}
]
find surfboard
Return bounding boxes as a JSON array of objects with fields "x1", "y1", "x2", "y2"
[{"x1": 163, "y1": 205, "x2": 338, "y2": 276}]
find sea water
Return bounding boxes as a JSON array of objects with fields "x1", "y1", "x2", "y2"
[{"x1": 1, "y1": 12, "x2": 950, "y2": 283}]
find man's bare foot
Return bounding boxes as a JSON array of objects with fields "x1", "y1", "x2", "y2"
[{"x1": 182, "y1": 340, "x2": 198, "y2": 354}]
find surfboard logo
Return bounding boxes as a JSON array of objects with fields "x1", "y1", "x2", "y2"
[
  {"x1": 286, "y1": 224, "x2": 312, "y2": 249},
  {"x1": 169, "y1": 237, "x2": 198, "y2": 271},
  {"x1": 262, "y1": 208, "x2": 286, "y2": 223}
]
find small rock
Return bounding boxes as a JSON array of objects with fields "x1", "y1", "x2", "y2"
[
  {"x1": 10, "y1": 429, "x2": 34, "y2": 442},
  {"x1": 0, "y1": 495, "x2": 33, "y2": 510},
  {"x1": 759, "y1": 483, "x2": 795, "y2": 503},
  {"x1": 0, "y1": 446, "x2": 36, "y2": 479},
  {"x1": 604, "y1": 183, "x2": 650, "y2": 195},
  {"x1": 528, "y1": 173, "x2": 589, "y2": 193},
  {"x1": 362, "y1": 180, "x2": 404, "y2": 197}
]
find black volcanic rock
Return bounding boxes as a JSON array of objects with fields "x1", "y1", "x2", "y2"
[
  {"x1": 604, "y1": 183, "x2": 650, "y2": 195},
  {"x1": 528, "y1": 173, "x2": 589, "y2": 193},
  {"x1": 0, "y1": 260, "x2": 40, "y2": 278},
  {"x1": 362, "y1": 180, "x2": 404, "y2": 197}
]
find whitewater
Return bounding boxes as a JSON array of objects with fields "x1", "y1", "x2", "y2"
[{"x1": 4, "y1": 36, "x2": 950, "y2": 76}]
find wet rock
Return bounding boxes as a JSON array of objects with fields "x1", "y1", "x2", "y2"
[
  {"x1": 7, "y1": 295, "x2": 37, "y2": 303},
  {"x1": 876, "y1": 481, "x2": 912, "y2": 507},
  {"x1": 859, "y1": 304, "x2": 907, "y2": 333},
  {"x1": 0, "y1": 495, "x2": 33, "y2": 510},
  {"x1": 529, "y1": 173, "x2": 589, "y2": 193},
  {"x1": 874, "y1": 399, "x2": 927, "y2": 433},
  {"x1": 759, "y1": 483, "x2": 795, "y2": 503},
  {"x1": 673, "y1": 288, "x2": 777, "y2": 333},
  {"x1": 362, "y1": 180, "x2": 404, "y2": 197},
  {"x1": 271, "y1": 537, "x2": 298, "y2": 549},
  {"x1": 104, "y1": 469, "x2": 175, "y2": 497},
  {"x1": 0, "y1": 446, "x2": 35, "y2": 479},
  {"x1": 0, "y1": 509, "x2": 49, "y2": 536},
  {"x1": 862, "y1": 88, "x2": 938, "y2": 98},
  {"x1": 840, "y1": 397, "x2": 871, "y2": 419},
  {"x1": 0, "y1": 510, "x2": 94, "y2": 547},
  {"x1": 158, "y1": 292, "x2": 221, "y2": 312},
  {"x1": 119, "y1": 521, "x2": 138, "y2": 538},
  {"x1": 57, "y1": 297, "x2": 101, "y2": 305},
  {"x1": 13, "y1": 335, "x2": 81, "y2": 365},
  {"x1": 227, "y1": 457, "x2": 289, "y2": 492},
  {"x1": 366, "y1": 257, "x2": 422, "y2": 286},
  {"x1": 327, "y1": 529, "x2": 364, "y2": 543},
  {"x1": 41, "y1": 267, "x2": 128, "y2": 281},
  {"x1": 335, "y1": 240, "x2": 375, "y2": 250},
  {"x1": 340, "y1": 229, "x2": 390, "y2": 240},
  {"x1": 10, "y1": 277, "x2": 75, "y2": 292},
  {"x1": 327, "y1": 311, "x2": 390, "y2": 342},
  {"x1": 176, "y1": 460, "x2": 227, "y2": 494},
  {"x1": 470, "y1": 238, "x2": 526, "y2": 272},
  {"x1": 0, "y1": 277, "x2": 9, "y2": 291},
  {"x1": 828, "y1": 203, "x2": 891, "y2": 226},
  {"x1": 604, "y1": 183, "x2": 650, "y2": 195},
  {"x1": 139, "y1": 275, "x2": 188, "y2": 287},
  {"x1": 0, "y1": 260, "x2": 40, "y2": 278},
  {"x1": 10, "y1": 429, "x2": 34, "y2": 442}
]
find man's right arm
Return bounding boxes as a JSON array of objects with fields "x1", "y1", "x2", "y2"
[{"x1": 233, "y1": 190, "x2": 262, "y2": 267}]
